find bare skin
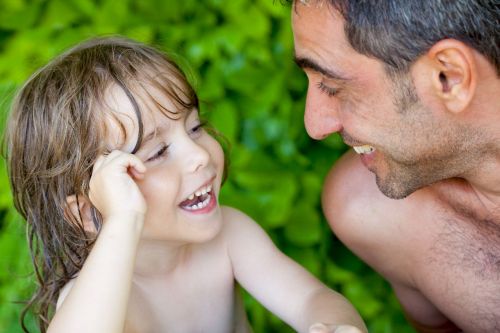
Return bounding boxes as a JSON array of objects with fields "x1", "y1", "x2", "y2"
[
  {"x1": 324, "y1": 151, "x2": 500, "y2": 332},
  {"x1": 291, "y1": 1, "x2": 500, "y2": 332},
  {"x1": 57, "y1": 207, "x2": 250, "y2": 333},
  {"x1": 49, "y1": 83, "x2": 366, "y2": 333}
]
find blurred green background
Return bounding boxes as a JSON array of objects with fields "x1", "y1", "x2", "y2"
[{"x1": 0, "y1": 0, "x2": 416, "y2": 332}]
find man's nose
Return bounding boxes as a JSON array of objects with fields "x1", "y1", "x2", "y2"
[{"x1": 304, "y1": 88, "x2": 342, "y2": 140}]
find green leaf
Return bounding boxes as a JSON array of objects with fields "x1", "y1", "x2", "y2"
[
  {"x1": 207, "y1": 100, "x2": 239, "y2": 143},
  {"x1": 284, "y1": 202, "x2": 321, "y2": 246}
]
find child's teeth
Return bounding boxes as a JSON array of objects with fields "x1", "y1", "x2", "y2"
[
  {"x1": 185, "y1": 194, "x2": 211, "y2": 211},
  {"x1": 185, "y1": 184, "x2": 214, "y2": 206}
]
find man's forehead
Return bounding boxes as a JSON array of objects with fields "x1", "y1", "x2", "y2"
[
  {"x1": 292, "y1": 2, "x2": 348, "y2": 52},
  {"x1": 292, "y1": 0, "x2": 340, "y2": 17},
  {"x1": 292, "y1": 2, "x2": 367, "y2": 80},
  {"x1": 294, "y1": 0, "x2": 329, "y2": 8}
]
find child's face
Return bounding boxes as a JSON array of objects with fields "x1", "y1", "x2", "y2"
[{"x1": 104, "y1": 84, "x2": 225, "y2": 243}]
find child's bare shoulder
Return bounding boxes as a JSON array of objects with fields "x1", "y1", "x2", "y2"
[
  {"x1": 220, "y1": 205, "x2": 251, "y2": 221},
  {"x1": 220, "y1": 206, "x2": 258, "y2": 232},
  {"x1": 219, "y1": 205, "x2": 273, "y2": 246},
  {"x1": 56, "y1": 278, "x2": 77, "y2": 310}
]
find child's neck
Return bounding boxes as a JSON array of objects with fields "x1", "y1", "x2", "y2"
[{"x1": 133, "y1": 239, "x2": 192, "y2": 278}]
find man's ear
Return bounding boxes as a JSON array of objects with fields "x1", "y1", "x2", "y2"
[
  {"x1": 65, "y1": 195, "x2": 96, "y2": 233},
  {"x1": 426, "y1": 39, "x2": 477, "y2": 113}
]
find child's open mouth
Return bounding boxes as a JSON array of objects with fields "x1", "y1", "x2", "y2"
[{"x1": 179, "y1": 184, "x2": 216, "y2": 213}]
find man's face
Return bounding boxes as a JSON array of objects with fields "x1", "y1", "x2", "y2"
[{"x1": 291, "y1": 2, "x2": 473, "y2": 199}]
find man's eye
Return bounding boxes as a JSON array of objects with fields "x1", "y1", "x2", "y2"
[
  {"x1": 317, "y1": 81, "x2": 338, "y2": 97},
  {"x1": 146, "y1": 144, "x2": 169, "y2": 162}
]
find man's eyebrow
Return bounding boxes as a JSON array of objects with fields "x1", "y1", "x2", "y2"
[{"x1": 293, "y1": 55, "x2": 349, "y2": 81}]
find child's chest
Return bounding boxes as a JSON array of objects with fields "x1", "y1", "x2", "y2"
[{"x1": 125, "y1": 248, "x2": 237, "y2": 332}]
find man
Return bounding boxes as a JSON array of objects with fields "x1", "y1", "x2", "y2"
[{"x1": 291, "y1": 0, "x2": 499, "y2": 332}]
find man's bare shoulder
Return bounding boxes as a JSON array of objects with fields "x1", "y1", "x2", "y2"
[
  {"x1": 322, "y1": 150, "x2": 389, "y2": 217},
  {"x1": 322, "y1": 150, "x2": 412, "y2": 234},
  {"x1": 322, "y1": 151, "x2": 431, "y2": 281}
]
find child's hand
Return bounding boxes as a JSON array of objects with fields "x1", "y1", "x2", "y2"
[
  {"x1": 309, "y1": 323, "x2": 365, "y2": 333},
  {"x1": 89, "y1": 150, "x2": 147, "y2": 220}
]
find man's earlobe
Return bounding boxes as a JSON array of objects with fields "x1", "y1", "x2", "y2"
[
  {"x1": 427, "y1": 39, "x2": 477, "y2": 113},
  {"x1": 65, "y1": 195, "x2": 97, "y2": 233}
]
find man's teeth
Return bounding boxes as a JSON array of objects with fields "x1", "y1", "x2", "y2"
[
  {"x1": 353, "y1": 145, "x2": 375, "y2": 154},
  {"x1": 187, "y1": 184, "x2": 212, "y2": 202}
]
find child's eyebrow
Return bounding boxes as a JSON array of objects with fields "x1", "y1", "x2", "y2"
[
  {"x1": 138, "y1": 126, "x2": 167, "y2": 152},
  {"x1": 137, "y1": 108, "x2": 197, "y2": 152}
]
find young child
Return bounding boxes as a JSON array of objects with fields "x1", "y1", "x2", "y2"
[{"x1": 6, "y1": 37, "x2": 366, "y2": 333}]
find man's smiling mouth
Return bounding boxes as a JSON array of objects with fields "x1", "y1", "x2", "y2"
[{"x1": 353, "y1": 145, "x2": 375, "y2": 154}]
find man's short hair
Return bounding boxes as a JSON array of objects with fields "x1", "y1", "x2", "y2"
[{"x1": 294, "y1": 0, "x2": 500, "y2": 75}]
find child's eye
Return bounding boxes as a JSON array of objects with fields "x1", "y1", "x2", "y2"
[
  {"x1": 146, "y1": 144, "x2": 169, "y2": 162},
  {"x1": 317, "y1": 81, "x2": 338, "y2": 97},
  {"x1": 189, "y1": 120, "x2": 207, "y2": 137}
]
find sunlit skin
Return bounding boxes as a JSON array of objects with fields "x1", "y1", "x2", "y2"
[
  {"x1": 102, "y1": 84, "x2": 226, "y2": 246},
  {"x1": 292, "y1": 3, "x2": 488, "y2": 200},
  {"x1": 48, "y1": 80, "x2": 367, "y2": 333},
  {"x1": 292, "y1": 1, "x2": 500, "y2": 332}
]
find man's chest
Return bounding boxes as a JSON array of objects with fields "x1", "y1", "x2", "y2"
[{"x1": 406, "y1": 203, "x2": 500, "y2": 332}]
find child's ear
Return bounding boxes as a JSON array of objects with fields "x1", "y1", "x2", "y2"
[
  {"x1": 65, "y1": 195, "x2": 97, "y2": 233},
  {"x1": 426, "y1": 39, "x2": 477, "y2": 114}
]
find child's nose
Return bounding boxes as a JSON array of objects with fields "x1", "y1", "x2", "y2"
[{"x1": 184, "y1": 140, "x2": 210, "y2": 173}]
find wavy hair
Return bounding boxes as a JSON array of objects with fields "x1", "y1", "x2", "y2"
[{"x1": 5, "y1": 36, "x2": 205, "y2": 332}]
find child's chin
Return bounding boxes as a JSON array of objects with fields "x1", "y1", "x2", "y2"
[{"x1": 187, "y1": 214, "x2": 224, "y2": 243}]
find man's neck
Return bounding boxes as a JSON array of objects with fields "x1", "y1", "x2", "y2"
[
  {"x1": 433, "y1": 174, "x2": 500, "y2": 227},
  {"x1": 463, "y1": 149, "x2": 500, "y2": 214}
]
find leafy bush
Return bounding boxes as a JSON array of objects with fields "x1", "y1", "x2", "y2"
[{"x1": 0, "y1": 0, "x2": 414, "y2": 332}]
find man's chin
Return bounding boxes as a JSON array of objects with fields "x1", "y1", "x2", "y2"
[{"x1": 375, "y1": 174, "x2": 420, "y2": 200}]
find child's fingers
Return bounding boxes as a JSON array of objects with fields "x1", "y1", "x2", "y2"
[
  {"x1": 128, "y1": 165, "x2": 145, "y2": 180},
  {"x1": 333, "y1": 325, "x2": 364, "y2": 333},
  {"x1": 309, "y1": 323, "x2": 331, "y2": 333},
  {"x1": 309, "y1": 323, "x2": 363, "y2": 333},
  {"x1": 88, "y1": 150, "x2": 147, "y2": 218},
  {"x1": 92, "y1": 154, "x2": 107, "y2": 173},
  {"x1": 125, "y1": 154, "x2": 147, "y2": 175},
  {"x1": 94, "y1": 150, "x2": 146, "y2": 175}
]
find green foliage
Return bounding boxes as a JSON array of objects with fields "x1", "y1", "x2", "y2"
[{"x1": 0, "y1": 0, "x2": 415, "y2": 332}]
